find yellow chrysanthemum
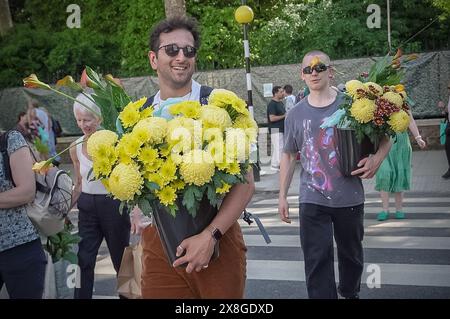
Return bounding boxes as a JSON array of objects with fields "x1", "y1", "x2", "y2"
[
  {"x1": 140, "y1": 106, "x2": 153, "y2": 119},
  {"x1": 179, "y1": 150, "x2": 215, "y2": 186},
  {"x1": 216, "y1": 183, "x2": 232, "y2": 194},
  {"x1": 350, "y1": 98, "x2": 376, "y2": 123},
  {"x1": 116, "y1": 133, "x2": 143, "y2": 158},
  {"x1": 364, "y1": 82, "x2": 383, "y2": 96},
  {"x1": 170, "y1": 179, "x2": 186, "y2": 191},
  {"x1": 382, "y1": 91, "x2": 404, "y2": 108},
  {"x1": 101, "y1": 178, "x2": 111, "y2": 193},
  {"x1": 143, "y1": 158, "x2": 163, "y2": 173},
  {"x1": 134, "y1": 117, "x2": 168, "y2": 144},
  {"x1": 87, "y1": 130, "x2": 118, "y2": 156},
  {"x1": 200, "y1": 105, "x2": 232, "y2": 130},
  {"x1": 225, "y1": 128, "x2": 249, "y2": 162},
  {"x1": 119, "y1": 98, "x2": 147, "y2": 128},
  {"x1": 132, "y1": 125, "x2": 151, "y2": 144},
  {"x1": 90, "y1": 143, "x2": 116, "y2": 162},
  {"x1": 345, "y1": 80, "x2": 366, "y2": 98},
  {"x1": 108, "y1": 163, "x2": 143, "y2": 201},
  {"x1": 394, "y1": 84, "x2": 405, "y2": 93},
  {"x1": 225, "y1": 161, "x2": 241, "y2": 175},
  {"x1": 388, "y1": 110, "x2": 410, "y2": 132},
  {"x1": 206, "y1": 140, "x2": 225, "y2": 164},
  {"x1": 138, "y1": 146, "x2": 158, "y2": 165},
  {"x1": 92, "y1": 157, "x2": 113, "y2": 178},
  {"x1": 208, "y1": 89, "x2": 249, "y2": 115},
  {"x1": 156, "y1": 186, "x2": 177, "y2": 206},
  {"x1": 232, "y1": 114, "x2": 258, "y2": 143},
  {"x1": 159, "y1": 159, "x2": 177, "y2": 183},
  {"x1": 169, "y1": 101, "x2": 201, "y2": 119}
]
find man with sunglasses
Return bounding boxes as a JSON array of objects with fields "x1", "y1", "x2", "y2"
[
  {"x1": 278, "y1": 50, "x2": 391, "y2": 299},
  {"x1": 131, "y1": 16, "x2": 254, "y2": 299}
]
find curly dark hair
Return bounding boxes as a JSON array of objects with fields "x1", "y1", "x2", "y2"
[{"x1": 149, "y1": 16, "x2": 200, "y2": 54}]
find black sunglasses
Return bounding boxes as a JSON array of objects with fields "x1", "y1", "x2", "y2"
[
  {"x1": 302, "y1": 63, "x2": 330, "y2": 74},
  {"x1": 158, "y1": 44, "x2": 197, "y2": 58}
]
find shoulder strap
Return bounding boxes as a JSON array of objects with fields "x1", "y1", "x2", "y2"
[
  {"x1": 141, "y1": 85, "x2": 213, "y2": 110},
  {"x1": 199, "y1": 85, "x2": 213, "y2": 105},
  {"x1": 1, "y1": 130, "x2": 14, "y2": 185}
]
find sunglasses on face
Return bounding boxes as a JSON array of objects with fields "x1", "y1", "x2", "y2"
[
  {"x1": 158, "y1": 44, "x2": 197, "y2": 58},
  {"x1": 302, "y1": 63, "x2": 330, "y2": 74}
]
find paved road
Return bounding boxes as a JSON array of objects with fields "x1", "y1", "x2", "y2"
[{"x1": 89, "y1": 191, "x2": 450, "y2": 299}]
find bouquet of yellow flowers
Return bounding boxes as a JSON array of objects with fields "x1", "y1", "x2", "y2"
[
  {"x1": 323, "y1": 49, "x2": 417, "y2": 176},
  {"x1": 87, "y1": 89, "x2": 257, "y2": 217}
]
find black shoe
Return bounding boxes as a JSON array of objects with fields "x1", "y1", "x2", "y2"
[{"x1": 442, "y1": 170, "x2": 450, "y2": 179}]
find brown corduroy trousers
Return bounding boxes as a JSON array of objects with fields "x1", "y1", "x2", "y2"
[{"x1": 141, "y1": 221, "x2": 247, "y2": 299}]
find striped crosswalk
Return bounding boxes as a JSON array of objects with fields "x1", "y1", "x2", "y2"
[{"x1": 241, "y1": 194, "x2": 450, "y2": 298}]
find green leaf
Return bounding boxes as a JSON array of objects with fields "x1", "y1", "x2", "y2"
[
  {"x1": 138, "y1": 198, "x2": 152, "y2": 216},
  {"x1": 145, "y1": 181, "x2": 160, "y2": 191},
  {"x1": 206, "y1": 184, "x2": 218, "y2": 207},
  {"x1": 119, "y1": 201, "x2": 126, "y2": 215},
  {"x1": 63, "y1": 251, "x2": 78, "y2": 264},
  {"x1": 87, "y1": 167, "x2": 94, "y2": 181}
]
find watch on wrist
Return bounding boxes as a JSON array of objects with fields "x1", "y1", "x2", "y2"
[{"x1": 211, "y1": 226, "x2": 223, "y2": 242}]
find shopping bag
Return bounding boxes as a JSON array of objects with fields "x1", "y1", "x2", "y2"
[
  {"x1": 440, "y1": 120, "x2": 447, "y2": 145},
  {"x1": 117, "y1": 243, "x2": 143, "y2": 299}
]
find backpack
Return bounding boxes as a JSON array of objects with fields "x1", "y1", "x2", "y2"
[
  {"x1": 141, "y1": 85, "x2": 214, "y2": 109},
  {"x1": 1, "y1": 130, "x2": 73, "y2": 237},
  {"x1": 52, "y1": 117, "x2": 63, "y2": 137}
]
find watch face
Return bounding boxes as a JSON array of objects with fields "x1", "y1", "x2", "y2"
[{"x1": 212, "y1": 228, "x2": 223, "y2": 240}]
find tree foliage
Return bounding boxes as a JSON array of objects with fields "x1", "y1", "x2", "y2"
[{"x1": 0, "y1": 0, "x2": 448, "y2": 88}]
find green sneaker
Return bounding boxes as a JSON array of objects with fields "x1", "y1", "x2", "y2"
[
  {"x1": 377, "y1": 211, "x2": 389, "y2": 221},
  {"x1": 395, "y1": 211, "x2": 405, "y2": 219}
]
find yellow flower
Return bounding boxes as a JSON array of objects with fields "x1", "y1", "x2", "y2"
[
  {"x1": 382, "y1": 91, "x2": 404, "y2": 108},
  {"x1": 216, "y1": 183, "x2": 232, "y2": 194},
  {"x1": 159, "y1": 159, "x2": 177, "y2": 183},
  {"x1": 179, "y1": 150, "x2": 215, "y2": 186},
  {"x1": 116, "y1": 133, "x2": 143, "y2": 158},
  {"x1": 143, "y1": 159, "x2": 163, "y2": 173},
  {"x1": 32, "y1": 160, "x2": 53, "y2": 175},
  {"x1": 101, "y1": 178, "x2": 111, "y2": 193},
  {"x1": 87, "y1": 130, "x2": 118, "y2": 156},
  {"x1": 145, "y1": 172, "x2": 165, "y2": 189},
  {"x1": 200, "y1": 105, "x2": 232, "y2": 130},
  {"x1": 364, "y1": 82, "x2": 383, "y2": 96},
  {"x1": 225, "y1": 128, "x2": 249, "y2": 162},
  {"x1": 169, "y1": 101, "x2": 201, "y2": 119},
  {"x1": 309, "y1": 56, "x2": 322, "y2": 67},
  {"x1": 23, "y1": 74, "x2": 51, "y2": 90},
  {"x1": 56, "y1": 75, "x2": 83, "y2": 92},
  {"x1": 119, "y1": 103, "x2": 141, "y2": 128},
  {"x1": 134, "y1": 117, "x2": 168, "y2": 144},
  {"x1": 208, "y1": 89, "x2": 248, "y2": 115},
  {"x1": 350, "y1": 98, "x2": 376, "y2": 123},
  {"x1": 233, "y1": 114, "x2": 258, "y2": 143},
  {"x1": 156, "y1": 186, "x2": 177, "y2": 206},
  {"x1": 138, "y1": 146, "x2": 158, "y2": 165},
  {"x1": 108, "y1": 163, "x2": 143, "y2": 201},
  {"x1": 170, "y1": 179, "x2": 186, "y2": 191},
  {"x1": 132, "y1": 125, "x2": 151, "y2": 144},
  {"x1": 345, "y1": 80, "x2": 366, "y2": 98},
  {"x1": 92, "y1": 157, "x2": 113, "y2": 178},
  {"x1": 388, "y1": 110, "x2": 410, "y2": 132},
  {"x1": 206, "y1": 140, "x2": 225, "y2": 164},
  {"x1": 140, "y1": 106, "x2": 153, "y2": 119},
  {"x1": 226, "y1": 161, "x2": 241, "y2": 175}
]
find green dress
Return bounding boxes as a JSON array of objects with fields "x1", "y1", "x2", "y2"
[{"x1": 375, "y1": 132, "x2": 412, "y2": 192}]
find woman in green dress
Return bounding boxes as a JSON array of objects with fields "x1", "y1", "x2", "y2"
[{"x1": 375, "y1": 111, "x2": 426, "y2": 221}]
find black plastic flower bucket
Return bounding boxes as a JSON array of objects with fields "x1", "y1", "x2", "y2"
[
  {"x1": 334, "y1": 127, "x2": 378, "y2": 177},
  {"x1": 151, "y1": 196, "x2": 219, "y2": 267}
]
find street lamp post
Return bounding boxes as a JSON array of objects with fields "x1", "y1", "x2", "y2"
[{"x1": 235, "y1": 2, "x2": 260, "y2": 181}]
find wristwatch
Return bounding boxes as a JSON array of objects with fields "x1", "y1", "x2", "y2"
[{"x1": 210, "y1": 226, "x2": 223, "y2": 242}]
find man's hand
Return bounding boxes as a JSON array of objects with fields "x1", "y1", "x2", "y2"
[
  {"x1": 278, "y1": 196, "x2": 291, "y2": 224},
  {"x1": 351, "y1": 154, "x2": 383, "y2": 179},
  {"x1": 130, "y1": 207, "x2": 146, "y2": 235},
  {"x1": 172, "y1": 230, "x2": 216, "y2": 273}
]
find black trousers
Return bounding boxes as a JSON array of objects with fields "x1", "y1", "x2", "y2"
[
  {"x1": 0, "y1": 239, "x2": 46, "y2": 299},
  {"x1": 74, "y1": 193, "x2": 130, "y2": 299},
  {"x1": 299, "y1": 203, "x2": 364, "y2": 299}
]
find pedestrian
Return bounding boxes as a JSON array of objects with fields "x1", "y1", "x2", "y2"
[
  {"x1": 0, "y1": 130, "x2": 46, "y2": 299},
  {"x1": 375, "y1": 111, "x2": 426, "y2": 221},
  {"x1": 13, "y1": 111, "x2": 33, "y2": 143},
  {"x1": 438, "y1": 82, "x2": 450, "y2": 179},
  {"x1": 69, "y1": 93, "x2": 131, "y2": 299},
  {"x1": 267, "y1": 86, "x2": 286, "y2": 172},
  {"x1": 278, "y1": 50, "x2": 392, "y2": 299},
  {"x1": 132, "y1": 15, "x2": 255, "y2": 299},
  {"x1": 283, "y1": 84, "x2": 296, "y2": 113}
]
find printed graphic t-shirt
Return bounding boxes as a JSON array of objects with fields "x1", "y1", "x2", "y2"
[{"x1": 283, "y1": 94, "x2": 364, "y2": 207}]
